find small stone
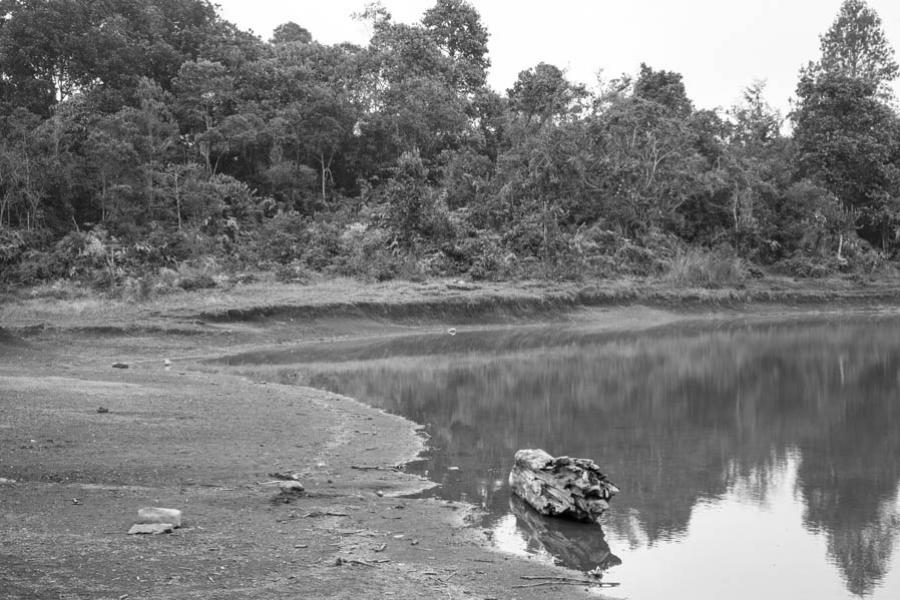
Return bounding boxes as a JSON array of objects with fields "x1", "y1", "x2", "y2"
[
  {"x1": 97, "y1": 407, "x2": 109, "y2": 414},
  {"x1": 375, "y1": 490, "x2": 384, "y2": 497},
  {"x1": 128, "y1": 523, "x2": 174, "y2": 535},
  {"x1": 112, "y1": 362, "x2": 129, "y2": 369},
  {"x1": 163, "y1": 359, "x2": 172, "y2": 367},
  {"x1": 277, "y1": 481, "x2": 305, "y2": 495},
  {"x1": 447, "y1": 466, "x2": 460, "y2": 472},
  {"x1": 138, "y1": 507, "x2": 183, "y2": 528}
]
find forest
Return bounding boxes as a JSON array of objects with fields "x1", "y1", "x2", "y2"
[{"x1": 0, "y1": 0, "x2": 899, "y2": 292}]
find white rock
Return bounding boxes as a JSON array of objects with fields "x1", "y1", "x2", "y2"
[
  {"x1": 128, "y1": 523, "x2": 174, "y2": 535},
  {"x1": 278, "y1": 481, "x2": 305, "y2": 494},
  {"x1": 137, "y1": 507, "x2": 183, "y2": 528}
]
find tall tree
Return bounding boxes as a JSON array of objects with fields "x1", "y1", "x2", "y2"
[
  {"x1": 793, "y1": 0, "x2": 900, "y2": 250},
  {"x1": 271, "y1": 22, "x2": 312, "y2": 45},
  {"x1": 421, "y1": 0, "x2": 490, "y2": 95},
  {"x1": 817, "y1": 0, "x2": 898, "y2": 92},
  {"x1": 507, "y1": 63, "x2": 587, "y2": 124},
  {"x1": 633, "y1": 63, "x2": 693, "y2": 116}
]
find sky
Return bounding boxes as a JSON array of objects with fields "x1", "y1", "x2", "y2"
[{"x1": 213, "y1": 0, "x2": 900, "y2": 116}]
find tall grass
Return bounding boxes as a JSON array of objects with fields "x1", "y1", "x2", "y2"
[{"x1": 664, "y1": 249, "x2": 748, "y2": 288}]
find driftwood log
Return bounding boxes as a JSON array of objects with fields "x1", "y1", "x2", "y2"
[{"x1": 509, "y1": 449, "x2": 618, "y2": 523}]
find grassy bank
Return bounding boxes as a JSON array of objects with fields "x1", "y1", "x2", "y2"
[{"x1": 3, "y1": 273, "x2": 900, "y2": 334}]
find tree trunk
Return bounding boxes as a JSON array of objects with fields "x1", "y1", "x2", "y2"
[
  {"x1": 509, "y1": 449, "x2": 618, "y2": 524},
  {"x1": 174, "y1": 170, "x2": 182, "y2": 231}
]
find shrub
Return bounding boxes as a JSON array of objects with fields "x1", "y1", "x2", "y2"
[
  {"x1": 0, "y1": 228, "x2": 26, "y2": 265},
  {"x1": 771, "y1": 254, "x2": 835, "y2": 278}
]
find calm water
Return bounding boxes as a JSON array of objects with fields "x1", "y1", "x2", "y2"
[{"x1": 229, "y1": 312, "x2": 900, "y2": 599}]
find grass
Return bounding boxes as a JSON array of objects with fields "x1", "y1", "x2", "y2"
[
  {"x1": 664, "y1": 249, "x2": 748, "y2": 288},
  {"x1": 4, "y1": 271, "x2": 900, "y2": 333}
]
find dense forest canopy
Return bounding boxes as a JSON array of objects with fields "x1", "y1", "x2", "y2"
[{"x1": 0, "y1": 0, "x2": 899, "y2": 288}]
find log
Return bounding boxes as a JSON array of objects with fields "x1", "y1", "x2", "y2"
[{"x1": 509, "y1": 449, "x2": 618, "y2": 523}]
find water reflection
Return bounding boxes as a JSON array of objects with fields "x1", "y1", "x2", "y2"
[
  {"x1": 237, "y1": 314, "x2": 900, "y2": 598},
  {"x1": 507, "y1": 495, "x2": 622, "y2": 572}
]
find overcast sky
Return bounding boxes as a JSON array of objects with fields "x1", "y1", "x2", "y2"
[{"x1": 214, "y1": 0, "x2": 900, "y2": 115}]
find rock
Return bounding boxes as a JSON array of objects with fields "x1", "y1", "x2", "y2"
[
  {"x1": 277, "y1": 481, "x2": 305, "y2": 495},
  {"x1": 112, "y1": 362, "x2": 129, "y2": 369},
  {"x1": 446, "y1": 280, "x2": 479, "y2": 291},
  {"x1": 128, "y1": 523, "x2": 174, "y2": 535},
  {"x1": 97, "y1": 407, "x2": 109, "y2": 414},
  {"x1": 268, "y1": 471, "x2": 302, "y2": 481},
  {"x1": 509, "y1": 449, "x2": 618, "y2": 524},
  {"x1": 137, "y1": 507, "x2": 183, "y2": 528},
  {"x1": 0, "y1": 477, "x2": 17, "y2": 485}
]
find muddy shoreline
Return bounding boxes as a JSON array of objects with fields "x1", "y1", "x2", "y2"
[{"x1": 4, "y1": 280, "x2": 900, "y2": 598}]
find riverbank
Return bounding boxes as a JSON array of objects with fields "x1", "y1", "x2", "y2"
[
  {"x1": 4, "y1": 273, "x2": 900, "y2": 335},
  {"x1": 3, "y1": 276, "x2": 900, "y2": 599}
]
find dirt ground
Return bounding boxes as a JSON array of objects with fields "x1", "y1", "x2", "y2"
[{"x1": 0, "y1": 298, "x2": 627, "y2": 600}]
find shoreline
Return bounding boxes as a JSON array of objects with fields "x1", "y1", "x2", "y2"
[
  {"x1": 4, "y1": 275, "x2": 900, "y2": 336},
  {"x1": 4, "y1": 278, "x2": 900, "y2": 598}
]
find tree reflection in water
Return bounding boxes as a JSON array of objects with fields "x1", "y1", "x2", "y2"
[{"x1": 253, "y1": 315, "x2": 900, "y2": 597}]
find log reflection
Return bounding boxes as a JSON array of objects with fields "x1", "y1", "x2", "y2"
[{"x1": 509, "y1": 495, "x2": 622, "y2": 573}]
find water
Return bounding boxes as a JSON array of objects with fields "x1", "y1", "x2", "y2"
[{"x1": 229, "y1": 311, "x2": 900, "y2": 599}]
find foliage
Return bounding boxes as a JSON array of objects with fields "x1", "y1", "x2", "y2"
[{"x1": 1, "y1": 0, "x2": 900, "y2": 288}]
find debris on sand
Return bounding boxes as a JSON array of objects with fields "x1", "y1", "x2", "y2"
[
  {"x1": 0, "y1": 477, "x2": 17, "y2": 485},
  {"x1": 128, "y1": 523, "x2": 174, "y2": 535},
  {"x1": 112, "y1": 362, "x2": 129, "y2": 369},
  {"x1": 137, "y1": 507, "x2": 183, "y2": 528},
  {"x1": 96, "y1": 407, "x2": 109, "y2": 414}
]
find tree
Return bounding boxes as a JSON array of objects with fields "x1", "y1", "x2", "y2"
[
  {"x1": 172, "y1": 60, "x2": 235, "y2": 173},
  {"x1": 508, "y1": 63, "x2": 587, "y2": 124},
  {"x1": 817, "y1": 0, "x2": 898, "y2": 92},
  {"x1": 0, "y1": 0, "x2": 226, "y2": 115},
  {"x1": 792, "y1": 0, "x2": 900, "y2": 251},
  {"x1": 421, "y1": 0, "x2": 490, "y2": 94},
  {"x1": 633, "y1": 63, "x2": 693, "y2": 116},
  {"x1": 271, "y1": 22, "x2": 312, "y2": 45}
]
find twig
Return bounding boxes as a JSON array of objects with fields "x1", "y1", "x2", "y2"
[
  {"x1": 335, "y1": 557, "x2": 377, "y2": 568},
  {"x1": 521, "y1": 576, "x2": 595, "y2": 582},
  {"x1": 513, "y1": 578, "x2": 620, "y2": 589},
  {"x1": 350, "y1": 465, "x2": 400, "y2": 471}
]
